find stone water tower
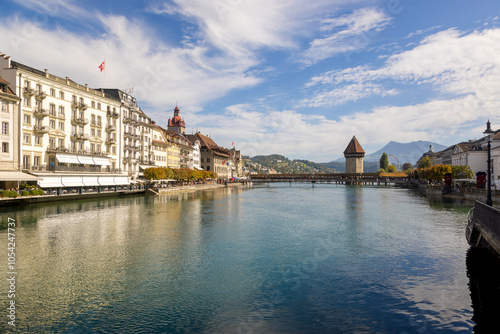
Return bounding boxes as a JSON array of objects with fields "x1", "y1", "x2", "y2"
[{"x1": 344, "y1": 136, "x2": 365, "y2": 173}]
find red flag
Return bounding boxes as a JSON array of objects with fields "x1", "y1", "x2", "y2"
[
  {"x1": 222, "y1": 160, "x2": 226, "y2": 165},
  {"x1": 98, "y1": 60, "x2": 105, "y2": 72},
  {"x1": 231, "y1": 141, "x2": 234, "y2": 146}
]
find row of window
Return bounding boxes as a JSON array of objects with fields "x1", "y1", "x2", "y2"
[{"x1": 23, "y1": 80, "x2": 117, "y2": 112}]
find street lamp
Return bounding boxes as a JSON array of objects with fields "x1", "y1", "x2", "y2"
[{"x1": 483, "y1": 120, "x2": 494, "y2": 206}]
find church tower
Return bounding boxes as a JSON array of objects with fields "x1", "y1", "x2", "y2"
[
  {"x1": 167, "y1": 105, "x2": 186, "y2": 134},
  {"x1": 344, "y1": 136, "x2": 365, "y2": 173}
]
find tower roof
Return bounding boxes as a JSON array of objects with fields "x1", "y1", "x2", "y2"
[
  {"x1": 168, "y1": 105, "x2": 185, "y2": 128},
  {"x1": 343, "y1": 136, "x2": 365, "y2": 155}
]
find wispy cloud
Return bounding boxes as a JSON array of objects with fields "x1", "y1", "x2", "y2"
[{"x1": 299, "y1": 7, "x2": 393, "y2": 66}]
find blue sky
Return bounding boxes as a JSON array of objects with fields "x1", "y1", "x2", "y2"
[{"x1": 1, "y1": 0, "x2": 499, "y2": 162}]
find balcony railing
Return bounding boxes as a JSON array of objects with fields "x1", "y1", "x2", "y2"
[
  {"x1": 105, "y1": 124, "x2": 116, "y2": 131},
  {"x1": 30, "y1": 164, "x2": 122, "y2": 174},
  {"x1": 107, "y1": 110, "x2": 119, "y2": 118},
  {"x1": 33, "y1": 125, "x2": 50, "y2": 133},
  {"x1": 33, "y1": 108, "x2": 49, "y2": 117},
  {"x1": 70, "y1": 133, "x2": 90, "y2": 140},
  {"x1": 79, "y1": 102, "x2": 88, "y2": 110},
  {"x1": 105, "y1": 137, "x2": 117, "y2": 144},
  {"x1": 35, "y1": 92, "x2": 47, "y2": 100},
  {"x1": 57, "y1": 112, "x2": 65, "y2": 119},
  {"x1": 23, "y1": 87, "x2": 35, "y2": 96},
  {"x1": 71, "y1": 101, "x2": 79, "y2": 109},
  {"x1": 46, "y1": 145, "x2": 109, "y2": 156},
  {"x1": 71, "y1": 117, "x2": 89, "y2": 125}
]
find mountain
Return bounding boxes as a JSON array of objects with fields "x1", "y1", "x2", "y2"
[
  {"x1": 246, "y1": 154, "x2": 337, "y2": 174},
  {"x1": 333, "y1": 140, "x2": 447, "y2": 166}
]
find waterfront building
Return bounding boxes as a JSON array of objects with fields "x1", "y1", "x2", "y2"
[
  {"x1": 99, "y1": 89, "x2": 153, "y2": 180},
  {"x1": 451, "y1": 132, "x2": 500, "y2": 181},
  {"x1": 163, "y1": 129, "x2": 180, "y2": 169},
  {"x1": 229, "y1": 148, "x2": 242, "y2": 178},
  {"x1": 195, "y1": 132, "x2": 231, "y2": 179},
  {"x1": 151, "y1": 122, "x2": 169, "y2": 168},
  {"x1": 0, "y1": 76, "x2": 21, "y2": 171},
  {"x1": 0, "y1": 55, "x2": 123, "y2": 176},
  {"x1": 185, "y1": 134, "x2": 202, "y2": 170},
  {"x1": 344, "y1": 136, "x2": 365, "y2": 173}
]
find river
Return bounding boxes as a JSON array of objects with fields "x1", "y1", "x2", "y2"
[{"x1": 0, "y1": 184, "x2": 497, "y2": 333}]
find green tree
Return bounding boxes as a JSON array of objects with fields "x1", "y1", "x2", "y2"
[
  {"x1": 387, "y1": 165, "x2": 397, "y2": 172},
  {"x1": 451, "y1": 165, "x2": 474, "y2": 179},
  {"x1": 417, "y1": 156, "x2": 432, "y2": 169},
  {"x1": 402, "y1": 163, "x2": 413, "y2": 171},
  {"x1": 379, "y1": 153, "x2": 389, "y2": 171}
]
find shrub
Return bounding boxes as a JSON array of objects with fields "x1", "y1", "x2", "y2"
[
  {"x1": 2, "y1": 190, "x2": 18, "y2": 198},
  {"x1": 21, "y1": 190, "x2": 30, "y2": 196}
]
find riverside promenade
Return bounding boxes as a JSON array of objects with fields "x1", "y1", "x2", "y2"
[{"x1": 0, "y1": 183, "x2": 234, "y2": 207}]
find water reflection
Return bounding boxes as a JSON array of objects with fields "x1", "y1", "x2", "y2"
[{"x1": 466, "y1": 247, "x2": 500, "y2": 332}]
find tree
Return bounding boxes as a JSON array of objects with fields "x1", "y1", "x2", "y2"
[
  {"x1": 402, "y1": 163, "x2": 413, "y2": 171},
  {"x1": 451, "y1": 165, "x2": 474, "y2": 179},
  {"x1": 144, "y1": 167, "x2": 166, "y2": 180},
  {"x1": 429, "y1": 164, "x2": 452, "y2": 180},
  {"x1": 379, "y1": 153, "x2": 389, "y2": 171},
  {"x1": 387, "y1": 165, "x2": 397, "y2": 172},
  {"x1": 417, "y1": 156, "x2": 432, "y2": 169}
]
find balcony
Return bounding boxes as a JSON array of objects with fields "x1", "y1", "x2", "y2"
[
  {"x1": 107, "y1": 110, "x2": 119, "y2": 118},
  {"x1": 71, "y1": 117, "x2": 89, "y2": 125},
  {"x1": 79, "y1": 102, "x2": 88, "y2": 110},
  {"x1": 23, "y1": 87, "x2": 35, "y2": 96},
  {"x1": 33, "y1": 108, "x2": 49, "y2": 118},
  {"x1": 35, "y1": 92, "x2": 47, "y2": 100},
  {"x1": 105, "y1": 124, "x2": 116, "y2": 132},
  {"x1": 124, "y1": 131, "x2": 140, "y2": 139},
  {"x1": 105, "y1": 137, "x2": 117, "y2": 145},
  {"x1": 46, "y1": 145, "x2": 109, "y2": 156},
  {"x1": 71, "y1": 101, "x2": 79, "y2": 109},
  {"x1": 123, "y1": 116, "x2": 139, "y2": 125},
  {"x1": 57, "y1": 112, "x2": 66, "y2": 120},
  {"x1": 70, "y1": 132, "x2": 90, "y2": 141},
  {"x1": 33, "y1": 125, "x2": 49, "y2": 133}
]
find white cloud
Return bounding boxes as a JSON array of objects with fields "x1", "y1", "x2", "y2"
[
  {"x1": 300, "y1": 83, "x2": 397, "y2": 107},
  {"x1": 0, "y1": 13, "x2": 262, "y2": 116},
  {"x1": 300, "y1": 7, "x2": 392, "y2": 66}
]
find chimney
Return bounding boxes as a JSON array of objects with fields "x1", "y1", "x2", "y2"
[{"x1": 44, "y1": 69, "x2": 49, "y2": 78}]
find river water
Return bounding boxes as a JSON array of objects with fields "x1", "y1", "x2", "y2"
[{"x1": 0, "y1": 184, "x2": 496, "y2": 333}]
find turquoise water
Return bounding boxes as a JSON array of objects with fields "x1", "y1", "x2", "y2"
[{"x1": 0, "y1": 184, "x2": 478, "y2": 333}]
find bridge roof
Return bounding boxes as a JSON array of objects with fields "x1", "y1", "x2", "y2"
[{"x1": 344, "y1": 136, "x2": 365, "y2": 155}]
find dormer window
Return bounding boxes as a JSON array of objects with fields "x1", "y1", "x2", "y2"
[{"x1": 0, "y1": 84, "x2": 6, "y2": 93}]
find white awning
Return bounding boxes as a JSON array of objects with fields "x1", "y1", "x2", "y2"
[
  {"x1": 139, "y1": 165, "x2": 154, "y2": 170},
  {"x1": 61, "y1": 176, "x2": 85, "y2": 187},
  {"x1": 93, "y1": 157, "x2": 111, "y2": 166},
  {"x1": 194, "y1": 166, "x2": 204, "y2": 171},
  {"x1": 82, "y1": 176, "x2": 100, "y2": 186},
  {"x1": 56, "y1": 154, "x2": 80, "y2": 164},
  {"x1": 38, "y1": 176, "x2": 63, "y2": 188},
  {"x1": 114, "y1": 176, "x2": 130, "y2": 185},
  {"x1": 0, "y1": 171, "x2": 41, "y2": 181},
  {"x1": 77, "y1": 155, "x2": 96, "y2": 165},
  {"x1": 98, "y1": 177, "x2": 116, "y2": 186}
]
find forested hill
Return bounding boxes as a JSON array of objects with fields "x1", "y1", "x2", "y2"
[{"x1": 245, "y1": 154, "x2": 336, "y2": 174}]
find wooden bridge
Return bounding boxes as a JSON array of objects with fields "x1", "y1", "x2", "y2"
[
  {"x1": 249, "y1": 173, "x2": 409, "y2": 186},
  {"x1": 467, "y1": 201, "x2": 500, "y2": 255}
]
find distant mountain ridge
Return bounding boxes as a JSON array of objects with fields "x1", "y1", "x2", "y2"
[{"x1": 334, "y1": 140, "x2": 447, "y2": 166}]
